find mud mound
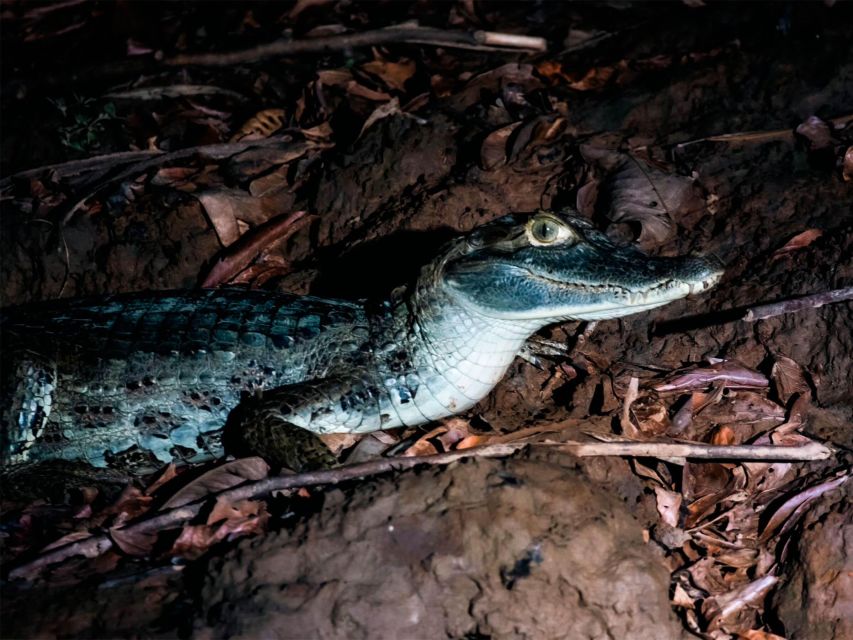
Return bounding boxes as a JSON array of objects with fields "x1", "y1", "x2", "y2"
[{"x1": 197, "y1": 455, "x2": 686, "y2": 639}]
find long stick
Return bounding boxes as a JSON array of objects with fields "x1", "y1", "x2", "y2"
[
  {"x1": 166, "y1": 26, "x2": 547, "y2": 67},
  {"x1": 743, "y1": 287, "x2": 853, "y2": 322},
  {"x1": 7, "y1": 439, "x2": 831, "y2": 580}
]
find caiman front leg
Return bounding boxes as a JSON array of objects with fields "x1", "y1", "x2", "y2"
[{"x1": 224, "y1": 377, "x2": 375, "y2": 472}]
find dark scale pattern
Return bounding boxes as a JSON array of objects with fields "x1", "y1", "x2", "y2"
[{"x1": 1, "y1": 289, "x2": 368, "y2": 473}]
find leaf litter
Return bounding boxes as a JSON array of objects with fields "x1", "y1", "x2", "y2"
[{"x1": 1, "y1": 3, "x2": 851, "y2": 638}]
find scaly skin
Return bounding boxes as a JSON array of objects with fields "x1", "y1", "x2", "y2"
[{"x1": 1, "y1": 211, "x2": 723, "y2": 476}]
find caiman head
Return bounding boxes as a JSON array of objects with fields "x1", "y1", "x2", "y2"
[{"x1": 436, "y1": 209, "x2": 723, "y2": 323}]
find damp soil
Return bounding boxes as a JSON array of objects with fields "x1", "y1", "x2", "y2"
[{"x1": 1, "y1": 3, "x2": 852, "y2": 638}]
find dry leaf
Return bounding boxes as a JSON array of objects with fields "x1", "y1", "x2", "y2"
[
  {"x1": 654, "y1": 361, "x2": 769, "y2": 394},
  {"x1": 207, "y1": 496, "x2": 263, "y2": 525},
  {"x1": 620, "y1": 376, "x2": 641, "y2": 437},
  {"x1": 758, "y1": 473, "x2": 849, "y2": 543},
  {"x1": 770, "y1": 356, "x2": 809, "y2": 405},
  {"x1": 771, "y1": 229, "x2": 823, "y2": 259},
  {"x1": 575, "y1": 179, "x2": 599, "y2": 217},
  {"x1": 361, "y1": 58, "x2": 416, "y2": 92},
  {"x1": 359, "y1": 97, "x2": 401, "y2": 138},
  {"x1": 630, "y1": 395, "x2": 671, "y2": 435},
  {"x1": 447, "y1": 63, "x2": 540, "y2": 110},
  {"x1": 346, "y1": 81, "x2": 392, "y2": 102},
  {"x1": 654, "y1": 486, "x2": 683, "y2": 527},
  {"x1": 230, "y1": 109, "x2": 287, "y2": 143},
  {"x1": 402, "y1": 425, "x2": 448, "y2": 457},
  {"x1": 318, "y1": 433, "x2": 361, "y2": 456},
  {"x1": 795, "y1": 115, "x2": 832, "y2": 151},
  {"x1": 480, "y1": 121, "x2": 521, "y2": 170},
  {"x1": 703, "y1": 575, "x2": 779, "y2": 633},
  {"x1": 201, "y1": 210, "x2": 311, "y2": 288},
  {"x1": 842, "y1": 146, "x2": 853, "y2": 181},
  {"x1": 145, "y1": 463, "x2": 180, "y2": 496},
  {"x1": 581, "y1": 147, "x2": 698, "y2": 246},
  {"x1": 196, "y1": 188, "x2": 264, "y2": 246},
  {"x1": 110, "y1": 526, "x2": 157, "y2": 557},
  {"x1": 162, "y1": 457, "x2": 270, "y2": 509}
]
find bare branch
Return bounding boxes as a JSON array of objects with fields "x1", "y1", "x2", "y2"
[
  {"x1": 8, "y1": 437, "x2": 832, "y2": 580},
  {"x1": 166, "y1": 25, "x2": 546, "y2": 67},
  {"x1": 743, "y1": 287, "x2": 853, "y2": 322}
]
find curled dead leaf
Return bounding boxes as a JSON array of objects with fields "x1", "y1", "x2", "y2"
[
  {"x1": 795, "y1": 115, "x2": 833, "y2": 151},
  {"x1": 770, "y1": 356, "x2": 810, "y2": 405},
  {"x1": 758, "y1": 472, "x2": 849, "y2": 543},
  {"x1": 110, "y1": 526, "x2": 157, "y2": 557},
  {"x1": 361, "y1": 58, "x2": 416, "y2": 92},
  {"x1": 843, "y1": 146, "x2": 853, "y2": 181},
  {"x1": 771, "y1": 228, "x2": 823, "y2": 260},
  {"x1": 654, "y1": 361, "x2": 768, "y2": 394},
  {"x1": 582, "y1": 147, "x2": 697, "y2": 246},
  {"x1": 201, "y1": 210, "x2": 311, "y2": 288},
  {"x1": 359, "y1": 97, "x2": 401, "y2": 139},
  {"x1": 230, "y1": 109, "x2": 287, "y2": 143},
  {"x1": 654, "y1": 486, "x2": 682, "y2": 527},
  {"x1": 703, "y1": 574, "x2": 779, "y2": 633},
  {"x1": 162, "y1": 457, "x2": 270, "y2": 510},
  {"x1": 480, "y1": 121, "x2": 521, "y2": 170}
]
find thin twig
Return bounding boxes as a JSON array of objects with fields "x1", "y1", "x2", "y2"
[
  {"x1": 166, "y1": 25, "x2": 545, "y2": 67},
  {"x1": 672, "y1": 113, "x2": 853, "y2": 151},
  {"x1": 103, "y1": 84, "x2": 248, "y2": 101},
  {"x1": 554, "y1": 440, "x2": 832, "y2": 461},
  {"x1": 0, "y1": 150, "x2": 163, "y2": 190},
  {"x1": 59, "y1": 135, "x2": 310, "y2": 224},
  {"x1": 743, "y1": 287, "x2": 853, "y2": 322},
  {"x1": 7, "y1": 438, "x2": 832, "y2": 579}
]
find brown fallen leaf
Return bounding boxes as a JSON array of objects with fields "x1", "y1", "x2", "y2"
[
  {"x1": 703, "y1": 574, "x2": 779, "y2": 633},
  {"x1": 361, "y1": 58, "x2": 416, "y2": 92},
  {"x1": 843, "y1": 146, "x2": 853, "y2": 181},
  {"x1": 196, "y1": 188, "x2": 270, "y2": 246},
  {"x1": 145, "y1": 463, "x2": 180, "y2": 496},
  {"x1": 581, "y1": 147, "x2": 698, "y2": 246},
  {"x1": 771, "y1": 228, "x2": 823, "y2": 260},
  {"x1": 795, "y1": 115, "x2": 833, "y2": 151},
  {"x1": 318, "y1": 432, "x2": 361, "y2": 456},
  {"x1": 201, "y1": 210, "x2": 312, "y2": 288},
  {"x1": 480, "y1": 121, "x2": 522, "y2": 170},
  {"x1": 230, "y1": 108, "x2": 287, "y2": 143},
  {"x1": 447, "y1": 63, "x2": 540, "y2": 111},
  {"x1": 575, "y1": 179, "x2": 599, "y2": 217},
  {"x1": 207, "y1": 496, "x2": 263, "y2": 525},
  {"x1": 654, "y1": 486, "x2": 683, "y2": 527},
  {"x1": 739, "y1": 630, "x2": 786, "y2": 640},
  {"x1": 359, "y1": 97, "x2": 401, "y2": 138},
  {"x1": 171, "y1": 500, "x2": 269, "y2": 559},
  {"x1": 770, "y1": 356, "x2": 810, "y2": 405},
  {"x1": 758, "y1": 472, "x2": 849, "y2": 543},
  {"x1": 630, "y1": 395, "x2": 671, "y2": 436},
  {"x1": 109, "y1": 525, "x2": 157, "y2": 557},
  {"x1": 162, "y1": 457, "x2": 270, "y2": 510},
  {"x1": 654, "y1": 361, "x2": 769, "y2": 394},
  {"x1": 620, "y1": 376, "x2": 642, "y2": 438}
]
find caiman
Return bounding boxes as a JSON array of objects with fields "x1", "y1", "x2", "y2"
[{"x1": 0, "y1": 210, "x2": 722, "y2": 479}]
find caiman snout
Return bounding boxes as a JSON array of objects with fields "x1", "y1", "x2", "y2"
[{"x1": 442, "y1": 210, "x2": 724, "y2": 322}]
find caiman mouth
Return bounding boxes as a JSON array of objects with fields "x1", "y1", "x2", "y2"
[{"x1": 527, "y1": 269, "x2": 722, "y2": 303}]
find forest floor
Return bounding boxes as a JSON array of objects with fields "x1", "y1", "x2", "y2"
[{"x1": 1, "y1": 2, "x2": 851, "y2": 638}]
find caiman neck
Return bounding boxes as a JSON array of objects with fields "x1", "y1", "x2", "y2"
[{"x1": 382, "y1": 274, "x2": 539, "y2": 423}]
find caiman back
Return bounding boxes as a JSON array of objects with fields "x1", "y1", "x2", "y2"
[{"x1": 0, "y1": 289, "x2": 370, "y2": 473}]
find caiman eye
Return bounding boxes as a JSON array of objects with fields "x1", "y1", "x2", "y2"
[{"x1": 526, "y1": 215, "x2": 573, "y2": 246}]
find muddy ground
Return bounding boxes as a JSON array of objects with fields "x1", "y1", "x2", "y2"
[{"x1": 1, "y1": 2, "x2": 851, "y2": 639}]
